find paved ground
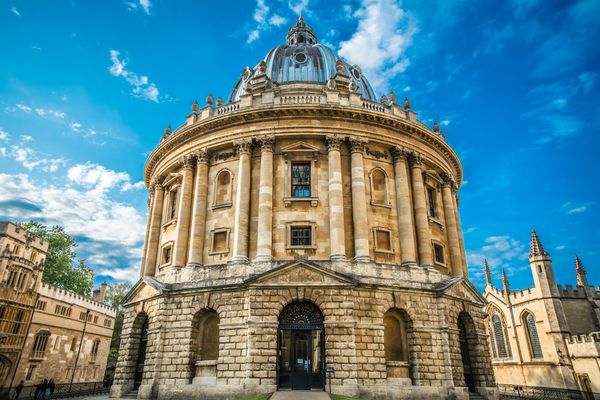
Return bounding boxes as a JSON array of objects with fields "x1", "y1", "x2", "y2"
[{"x1": 270, "y1": 391, "x2": 330, "y2": 400}]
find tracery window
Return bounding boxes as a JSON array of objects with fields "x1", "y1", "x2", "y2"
[
  {"x1": 32, "y1": 330, "x2": 50, "y2": 359},
  {"x1": 523, "y1": 312, "x2": 543, "y2": 359},
  {"x1": 291, "y1": 163, "x2": 311, "y2": 197},
  {"x1": 492, "y1": 314, "x2": 511, "y2": 358}
]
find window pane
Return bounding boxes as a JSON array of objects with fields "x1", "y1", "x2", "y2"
[
  {"x1": 427, "y1": 188, "x2": 437, "y2": 218},
  {"x1": 525, "y1": 313, "x2": 543, "y2": 358},
  {"x1": 291, "y1": 164, "x2": 311, "y2": 197},
  {"x1": 291, "y1": 227, "x2": 311, "y2": 246}
]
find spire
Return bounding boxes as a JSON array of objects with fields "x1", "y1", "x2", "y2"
[
  {"x1": 575, "y1": 255, "x2": 588, "y2": 287},
  {"x1": 484, "y1": 259, "x2": 492, "y2": 286},
  {"x1": 502, "y1": 268, "x2": 510, "y2": 295},
  {"x1": 530, "y1": 229, "x2": 549, "y2": 258}
]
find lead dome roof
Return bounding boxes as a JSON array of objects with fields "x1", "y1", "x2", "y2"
[{"x1": 228, "y1": 17, "x2": 377, "y2": 103}]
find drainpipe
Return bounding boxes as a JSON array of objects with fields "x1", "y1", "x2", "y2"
[
  {"x1": 70, "y1": 309, "x2": 89, "y2": 390},
  {"x1": 9, "y1": 293, "x2": 39, "y2": 390}
]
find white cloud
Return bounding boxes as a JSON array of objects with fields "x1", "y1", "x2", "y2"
[
  {"x1": 108, "y1": 50, "x2": 160, "y2": 103},
  {"x1": 269, "y1": 14, "x2": 288, "y2": 27},
  {"x1": 16, "y1": 103, "x2": 32, "y2": 113},
  {"x1": 467, "y1": 234, "x2": 530, "y2": 287},
  {"x1": 70, "y1": 121, "x2": 82, "y2": 132},
  {"x1": 440, "y1": 119, "x2": 451, "y2": 127},
  {"x1": 0, "y1": 128, "x2": 9, "y2": 141},
  {"x1": 20, "y1": 135, "x2": 33, "y2": 142},
  {"x1": 247, "y1": 0, "x2": 293, "y2": 44},
  {"x1": 338, "y1": 0, "x2": 418, "y2": 93},
  {"x1": 13, "y1": 103, "x2": 65, "y2": 119},
  {"x1": 561, "y1": 201, "x2": 593, "y2": 215},
  {"x1": 127, "y1": 0, "x2": 151, "y2": 15},
  {"x1": 288, "y1": 0, "x2": 309, "y2": 15},
  {"x1": 10, "y1": 144, "x2": 67, "y2": 172},
  {"x1": 10, "y1": 6, "x2": 20, "y2": 16},
  {"x1": 247, "y1": 29, "x2": 260, "y2": 44},
  {"x1": 555, "y1": 245, "x2": 566, "y2": 251},
  {"x1": 67, "y1": 163, "x2": 145, "y2": 194}
]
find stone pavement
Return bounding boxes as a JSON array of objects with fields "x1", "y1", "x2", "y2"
[{"x1": 270, "y1": 391, "x2": 331, "y2": 400}]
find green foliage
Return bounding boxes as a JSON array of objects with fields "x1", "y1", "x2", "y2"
[
  {"x1": 105, "y1": 282, "x2": 132, "y2": 357},
  {"x1": 23, "y1": 220, "x2": 94, "y2": 297}
]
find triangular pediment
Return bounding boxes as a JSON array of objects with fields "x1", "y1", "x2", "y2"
[
  {"x1": 122, "y1": 276, "x2": 164, "y2": 305},
  {"x1": 280, "y1": 141, "x2": 320, "y2": 154},
  {"x1": 435, "y1": 276, "x2": 487, "y2": 305},
  {"x1": 246, "y1": 260, "x2": 357, "y2": 286}
]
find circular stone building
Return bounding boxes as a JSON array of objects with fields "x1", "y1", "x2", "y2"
[{"x1": 111, "y1": 18, "x2": 497, "y2": 400}]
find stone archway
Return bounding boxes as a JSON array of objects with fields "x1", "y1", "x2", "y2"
[
  {"x1": 277, "y1": 301, "x2": 325, "y2": 391},
  {"x1": 458, "y1": 314, "x2": 475, "y2": 391},
  {"x1": 133, "y1": 315, "x2": 149, "y2": 391}
]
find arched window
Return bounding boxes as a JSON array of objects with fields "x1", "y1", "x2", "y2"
[
  {"x1": 487, "y1": 322, "x2": 497, "y2": 358},
  {"x1": 523, "y1": 312, "x2": 543, "y2": 359},
  {"x1": 32, "y1": 330, "x2": 51, "y2": 359},
  {"x1": 191, "y1": 310, "x2": 220, "y2": 382},
  {"x1": 90, "y1": 338, "x2": 101, "y2": 361},
  {"x1": 214, "y1": 169, "x2": 232, "y2": 207},
  {"x1": 370, "y1": 168, "x2": 388, "y2": 205},
  {"x1": 492, "y1": 314, "x2": 509, "y2": 358},
  {"x1": 384, "y1": 310, "x2": 408, "y2": 361}
]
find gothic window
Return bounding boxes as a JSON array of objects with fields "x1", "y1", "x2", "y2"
[
  {"x1": 91, "y1": 339, "x2": 101, "y2": 360},
  {"x1": 433, "y1": 243, "x2": 445, "y2": 264},
  {"x1": 12, "y1": 310, "x2": 24, "y2": 335},
  {"x1": 32, "y1": 330, "x2": 50, "y2": 359},
  {"x1": 487, "y1": 322, "x2": 497, "y2": 358},
  {"x1": 370, "y1": 168, "x2": 389, "y2": 206},
  {"x1": 291, "y1": 163, "x2": 311, "y2": 197},
  {"x1": 214, "y1": 169, "x2": 233, "y2": 207},
  {"x1": 492, "y1": 314, "x2": 511, "y2": 358},
  {"x1": 384, "y1": 310, "x2": 409, "y2": 362},
  {"x1": 427, "y1": 187, "x2": 438, "y2": 219},
  {"x1": 523, "y1": 312, "x2": 543, "y2": 359}
]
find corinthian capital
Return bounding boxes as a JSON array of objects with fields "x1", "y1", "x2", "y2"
[
  {"x1": 325, "y1": 135, "x2": 343, "y2": 152},
  {"x1": 234, "y1": 138, "x2": 253, "y2": 155},
  {"x1": 439, "y1": 172, "x2": 455, "y2": 188},
  {"x1": 149, "y1": 176, "x2": 164, "y2": 193},
  {"x1": 406, "y1": 152, "x2": 423, "y2": 168},
  {"x1": 194, "y1": 148, "x2": 210, "y2": 165},
  {"x1": 390, "y1": 146, "x2": 408, "y2": 162},
  {"x1": 258, "y1": 135, "x2": 275, "y2": 152},
  {"x1": 180, "y1": 154, "x2": 195, "y2": 170},
  {"x1": 348, "y1": 137, "x2": 367, "y2": 153}
]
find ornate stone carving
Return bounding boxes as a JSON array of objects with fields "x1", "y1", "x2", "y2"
[
  {"x1": 205, "y1": 93, "x2": 214, "y2": 107},
  {"x1": 216, "y1": 97, "x2": 224, "y2": 107},
  {"x1": 440, "y1": 172, "x2": 455, "y2": 188},
  {"x1": 433, "y1": 121, "x2": 440, "y2": 133},
  {"x1": 365, "y1": 147, "x2": 388, "y2": 160},
  {"x1": 161, "y1": 125, "x2": 172, "y2": 142},
  {"x1": 180, "y1": 154, "x2": 195, "y2": 170},
  {"x1": 335, "y1": 59, "x2": 345, "y2": 74},
  {"x1": 380, "y1": 94, "x2": 388, "y2": 106},
  {"x1": 406, "y1": 151, "x2": 422, "y2": 167},
  {"x1": 348, "y1": 80, "x2": 358, "y2": 93},
  {"x1": 149, "y1": 176, "x2": 164, "y2": 193},
  {"x1": 348, "y1": 137, "x2": 367, "y2": 153},
  {"x1": 233, "y1": 138, "x2": 253, "y2": 155},
  {"x1": 390, "y1": 146, "x2": 408, "y2": 162},
  {"x1": 194, "y1": 148, "x2": 210, "y2": 164},
  {"x1": 325, "y1": 135, "x2": 343, "y2": 152},
  {"x1": 326, "y1": 78, "x2": 337, "y2": 90},
  {"x1": 389, "y1": 90, "x2": 397, "y2": 104},
  {"x1": 403, "y1": 97, "x2": 411, "y2": 110},
  {"x1": 191, "y1": 100, "x2": 199, "y2": 113},
  {"x1": 257, "y1": 60, "x2": 267, "y2": 74},
  {"x1": 258, "y1": 135, "x2": 275, "y2": 152}
]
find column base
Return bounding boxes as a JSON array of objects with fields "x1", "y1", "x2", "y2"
[
  {"x1": 401, "y1": 261, "x2": 418, "y2": 267},
  {"x1": 186, "y1": 262, "x2": 203, "y2": 268},
  {"x1": 229, "y1": 256, "x2": 249, "y2": 264},
  {"x1": 353, "y1": 255, "x2": 371, "y2": 263},
  {"x1": 329, "y1": 254, "x2": 348, "y2": 261},
  {"x1": 253, "y1": 255, "x2": 272, "y2": 262}
]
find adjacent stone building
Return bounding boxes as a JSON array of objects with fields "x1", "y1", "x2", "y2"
[
  {"x1": 0, "y1": 221, "x2": 116, "y2": 390},
  {"x1": 483, "y1": 230, "x2": 599, "y2": 397},
  {"x1": 112, "y1": 18, "x2": 497, "y2": 400}
]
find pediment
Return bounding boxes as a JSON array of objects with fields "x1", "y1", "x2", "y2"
[
  {"x1": 122, "y1": 276, "x2": 164, "y2": 305},
  {"x1": 435, "y1": 276, "x2": 486, "y2": 305},
  {"x1": 246, "y1": 260, "x2": 357, "y2": 286},
  {"x1": 280, "y1": 141, "x2": 320, "y2": 154}
]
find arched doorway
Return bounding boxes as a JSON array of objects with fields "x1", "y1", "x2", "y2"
[
  {"x1": 458, "y1": 314, "x2": 475, "y2": 391},
  {"x1": 133, "y1": 317, "x2": 149, "y2": 390},
  {"x1": 278, "y1": 301, "x2": 325, "y2": 390}
]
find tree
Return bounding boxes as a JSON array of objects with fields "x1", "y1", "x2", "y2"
[
  {"x1": 104, "y1": 283, "x2": 132, "y2": 357},
  {"x1": 22, "y1": 221, "x2": 94, "y2": 297}
]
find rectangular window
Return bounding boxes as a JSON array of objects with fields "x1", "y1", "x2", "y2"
[
  {"x1": 291, "y1": 163, "x2": 311, "y2": 197},
  {"x1": 375, "y1": 229, "x2": 392, "y2": 252},
  {"x1": 26, "y1": 365, "x2": 36, "y2": 381},
  {"x1": 212, "y1": 231, "x2": 228, "y2": 253},
  {"x1": 93, "y1": 315, "x2": 98, "y2": 324},
  {"x1": 35, "y1": 300, "x2": 47, "y2": 311},
  {"x1": 79, "y1": 311, "x2": 86, "y2": 321},
  {"x1": 427, "y1": 187, "x2": 437, "y2": 218},
  {"x1": 169, "y1": 190, "x2": 178, "y2": 220},
  {"x1": 290, "y1": 227, "x2": 312, "y2": 247},
  {"x1": 162, "y1": 246, "x2": 172, "y2": 264},
  {"x1": 433, "y1": 243, "x2": 445, "y2": 264}
]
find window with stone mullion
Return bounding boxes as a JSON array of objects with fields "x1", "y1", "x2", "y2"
[{"x1": 291, "y1": 163, "x2": 311, "y2": 197}]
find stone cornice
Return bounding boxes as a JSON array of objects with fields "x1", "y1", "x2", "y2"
[{"x1": 144, "y1": 105, "x2": 463, "y2": 187}]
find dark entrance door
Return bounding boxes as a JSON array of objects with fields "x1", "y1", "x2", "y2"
[
  {"x1": 458, "y1": 318, "x2": 475, "y2": 391},
  {"x1": 278, "y1": 302, "x2": 325, "y2": 390},
  {"x1": 133, "y1": 318, "x2": 149, "y2": 390}
]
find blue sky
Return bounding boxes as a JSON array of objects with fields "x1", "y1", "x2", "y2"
[{"x1": 0, "y1": 0, "x2": 598, "y2": 291}]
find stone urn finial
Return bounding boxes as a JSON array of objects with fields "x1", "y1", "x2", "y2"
[
  {"x1": 380, "y1": 95, "x2": 388, "y2": 106},
  {"x1": 433, "y1": 121, "x2": 440, "y2": 132},
  {"x1": 389, "y1": 91, "x2": 396, "y2": 104},
  {"x1": 192, "y1": 100, "x2": 199, "y2": 113},
  {"x1": 206, "y1": 93, "x2": 214, "y2": 107},
  {"x1": 403, "y1": 97, "x2": 411, "y2": 110},
  {"x1": 216, "y1": 97, "x2": 224, "y2": 107}
]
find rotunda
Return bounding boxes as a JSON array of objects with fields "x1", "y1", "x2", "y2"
[{"x1": 111, "y1": 18, "x2": 497, "y2": 400}]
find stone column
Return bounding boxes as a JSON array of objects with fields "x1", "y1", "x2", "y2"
[
  {"x1": 441, "y1": 174, "x2": 463, "y2": 276},
  {"x1": 391, "y1": 147, "x2": 417, "y2": 265},
  {"x1": 231, "y1": 139, "x2": 253, "y2": 263},
  {"x1": 255, "y1": 136, "x2": 275, "y2": 262},
  {"x1": 452, "y1": 191, "x2": 468, "y2": 276},
  {"x1": 144, "y1": 178, "x2": 164, "y2": 276},
  {"x1": 139, "y1": 194, "x2": 154, "y2": 277},
  {"x1": 188, "y1": 149, "x2": 210, "y2": 266},
  {"x1": 408, "y1": 153, "x2": 433, "y2": 267},
  {"x1": 172, "y1": 154, "x2": 195, "y2": 267},
  {"x1": 326, "y1": 135, "x2": 346, "y2": 260},
  {"x1": 349, "y1": 138, "x2": 370, "y2": 262}
]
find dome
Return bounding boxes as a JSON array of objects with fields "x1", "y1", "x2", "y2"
[{"x1": 228, "y1": 17, "x2": 377, "y2": 103}]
